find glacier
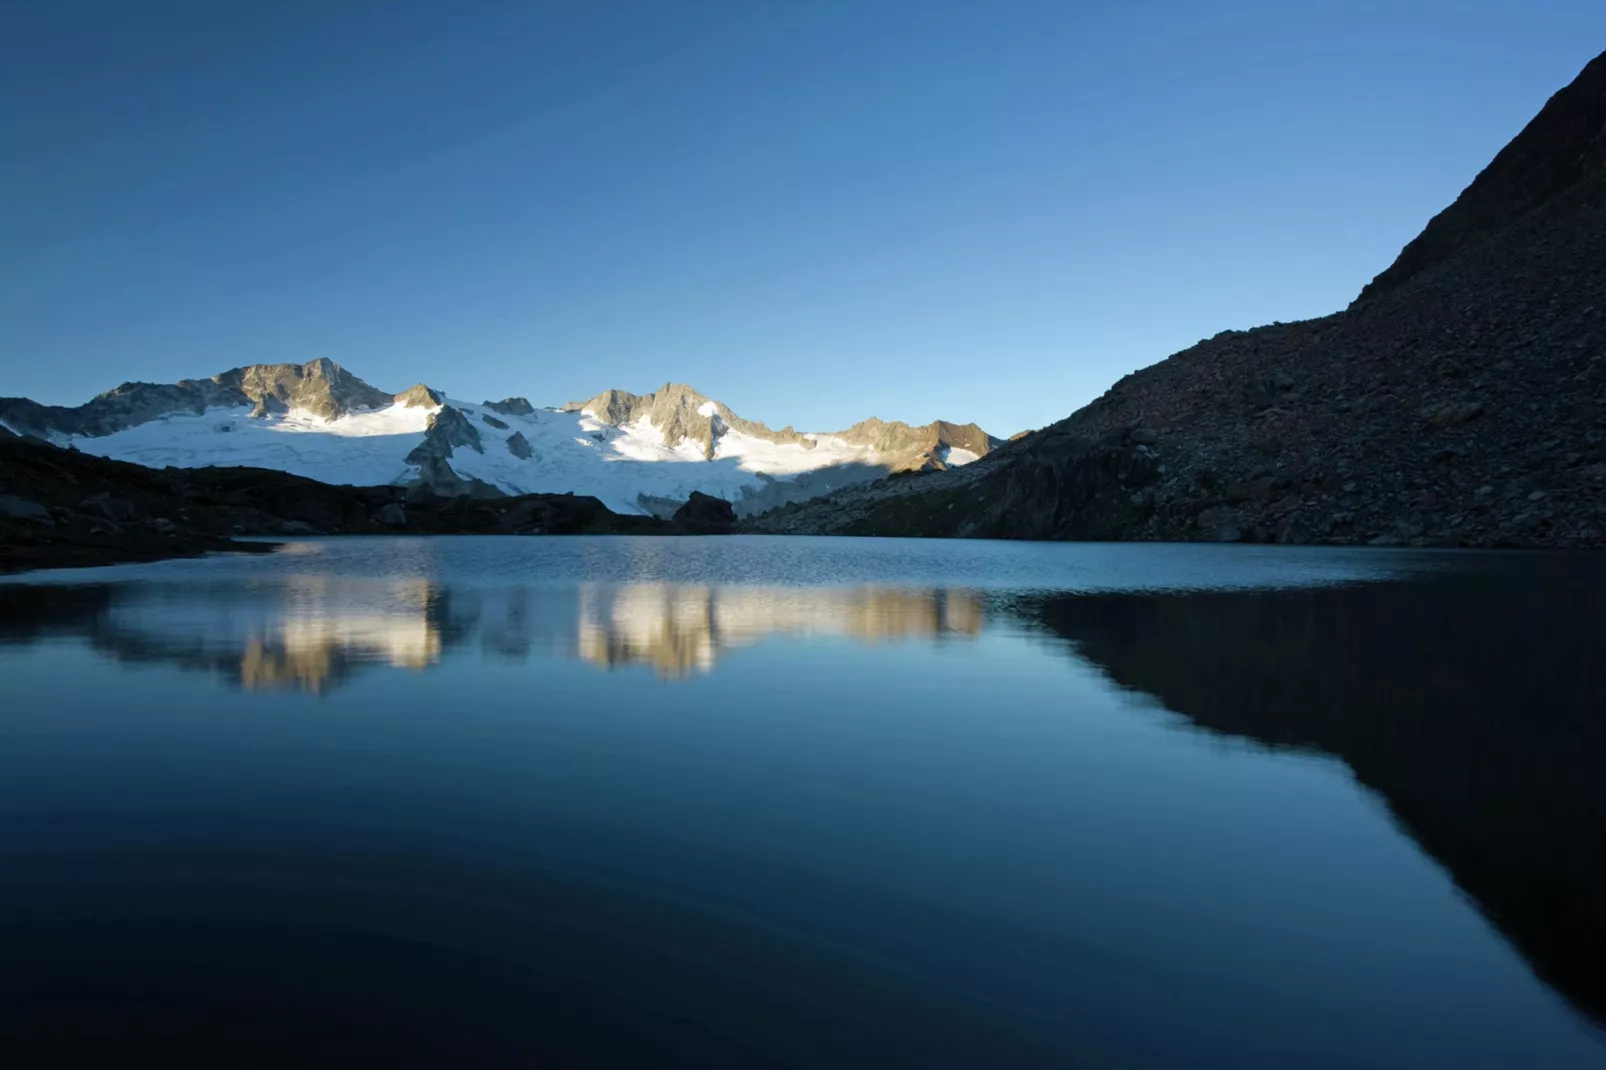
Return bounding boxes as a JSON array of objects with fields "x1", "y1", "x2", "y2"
[
  {"x1": 3, "y1": 363, "x2": 999, "y2": 517},
  {"x1": 64, "y1": 396, "x2": 897, "y2": 516}
]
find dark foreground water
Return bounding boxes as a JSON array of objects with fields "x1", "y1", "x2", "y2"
[{"x1": 2, "y1": 536, "x2": 1603, "y2": 1068}]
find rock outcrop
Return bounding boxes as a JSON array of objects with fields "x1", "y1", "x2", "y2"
[
  {"x1": 670, "y1": 491, "x2": 736, "y2": 533},
  {"x1": 483, "y1": 397, "x2": 535, "y2": 417},
  {"x1": 404, "y1": 405, "x2": 488, "y2": 491}
]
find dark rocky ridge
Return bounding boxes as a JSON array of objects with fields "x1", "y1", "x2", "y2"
[
  {"x1": 0, "y1": 436, "x2": 700, "y2": 574},
  {"x1": 752, "y1": 50, "x2": 1606, "y2": 548},
  {"x1": 1357, "y1": 50, "x2": 1606, "y2": 303},
  {"x1": 1, "y1": 379, "x2": 244, "y2": 438}
]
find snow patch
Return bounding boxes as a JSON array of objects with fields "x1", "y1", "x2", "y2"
[
  {"x1": 945, "y1": 447, "x2": 980, "y2": 466},
  {"x1": 711, "y1": 428, "x2": 874, "y2": 476}
]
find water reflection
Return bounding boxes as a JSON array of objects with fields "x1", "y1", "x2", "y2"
[
  {"x1": 577, "y1": 584, "x2": 983, "y2": 677},
  {"x1": 0, "y1": 580, "x2": 986, "y2": 690},
  {"x1": 1023, "y1": 557, "x2": 1606, "y2": 1030},
  {"x1": 2, "y1": 557, "x2": 1604, "y2": 1040}
]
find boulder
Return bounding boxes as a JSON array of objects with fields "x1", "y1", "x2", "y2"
[
  {"x1": 672, "y1": 491, "x2": 736, "y2": 532},
  {"x1": 79, "y1": 492, "x2": 135, "y2": 522},
  {"x1": 1421, "y1": 400, "x2": 1486, "y2": 428},
  {"x1": 406, "y1": 453, "x2": 503, "y2": 500},
  {"x1": 0, "y1": 495, "x2": 52, "y2": 526}
]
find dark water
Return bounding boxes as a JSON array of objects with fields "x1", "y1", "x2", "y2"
[{"x1": 2, "y1": 536, "x2": 1603, "y2": 1068}]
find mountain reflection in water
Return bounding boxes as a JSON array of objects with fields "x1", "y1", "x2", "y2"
[
  {"x1": 577, "y1": 584, "x2": 983, "y2": 676},
  {"x1": 0, "y1": 580, "x2": 986, "y2": 691},
  {"x1": 1023, "y1": 558, "x2": 1606, "y2": 1030}
]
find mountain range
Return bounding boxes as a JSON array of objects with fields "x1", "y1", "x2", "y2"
[
  {"x1": 0, "y1": 365, "x2": 997, "y2": 518},
  {"x1": 4, "y1": 50, "x2": 1605, "y2": 560}
]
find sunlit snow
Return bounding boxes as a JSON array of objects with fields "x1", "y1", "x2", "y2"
[
  {"x1": 67, "y1": 396, "x2": 886, "y2": 515},
  {"x1": 944, "y1": 447, "x2": 979, "y2": 466}
]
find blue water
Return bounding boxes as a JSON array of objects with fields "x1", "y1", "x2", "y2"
[{"x1": 1, "y1": 537, "x2": 1602, "y2": 1067}]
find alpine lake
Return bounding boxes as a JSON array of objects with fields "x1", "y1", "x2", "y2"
[{"x1": 2, "y1": 535, "x2": 1603, "y2": 1068}]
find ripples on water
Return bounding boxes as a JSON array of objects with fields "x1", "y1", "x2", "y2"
[{"x1": 1, "y1": 536, "x2": 1602, "y2": 1068}]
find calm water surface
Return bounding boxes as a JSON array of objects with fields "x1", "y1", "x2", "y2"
[{"x1": 1, "y1": 536, "x2": 1603, "y2": 1067}]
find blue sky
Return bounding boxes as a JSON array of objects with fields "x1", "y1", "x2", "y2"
[{"x1": 3, "y1": 1, "x2": 1603, "y2": 436}]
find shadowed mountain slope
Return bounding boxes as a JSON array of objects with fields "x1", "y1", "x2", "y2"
[{"x1": 751, "y1": 51, "x2": 1606, "y2": 548}]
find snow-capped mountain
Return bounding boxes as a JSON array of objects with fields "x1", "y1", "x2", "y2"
[{"x1": 0, "y1": 360, "x2": 999, "y2": 516}]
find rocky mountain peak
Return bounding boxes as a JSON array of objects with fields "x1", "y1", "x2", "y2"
[
  {"x1": 564, "y1": 383, "x2": 725, "y2": 458},
  {"x1": 394, "y1": 384, "x2": 445, "y2": 408},
  {"x1": 835, "y1": 416, "x2": 1000, "y2": 469},
  {"x1": 225, "y1": 360, "x2": 395, "y2": 421}
]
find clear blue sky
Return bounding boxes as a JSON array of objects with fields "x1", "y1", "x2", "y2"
[{"x1": 3, "y1": 1, "x2": 1603, "y2": 436}]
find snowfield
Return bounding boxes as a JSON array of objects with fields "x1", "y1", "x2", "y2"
[
  {"x1": 66, "y1": 396, "x2": 913, "y2": 516},
  {"x1": 942, "y1": 446, "x2": 980, "y2": 466}
]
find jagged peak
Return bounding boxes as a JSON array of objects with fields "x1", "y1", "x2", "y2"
[
  {"x1": 557, "y1": 383, "x2": 998, "y2": 464},
  {"x1": 224, "y1": 361, "x2": 393, "y2": 421},
  {"x1": 828, "y1": 416, "x2": 997, "y2": 466},
  {"x1": 394, "y1": 384, "x2": 445, "y2": 408},
  {"x1": 563, "y1": 383, "x2": 713, "y2": 415}
]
